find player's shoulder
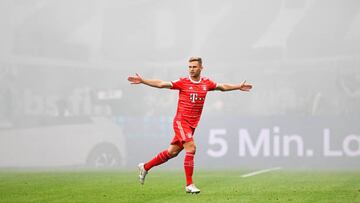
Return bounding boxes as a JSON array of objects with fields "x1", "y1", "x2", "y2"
[
  {"x1": 201, "y1": 76, "x2": 214, "y2": 83},
  {"x1": 172, "y1": 77, "x2": 187, "y2": 83},
  {"x1": 178, "y1": 77, "x2": 190, "y2": 82}
]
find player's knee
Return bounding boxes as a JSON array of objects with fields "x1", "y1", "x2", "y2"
[
  {"x1": 168, "y1": 150, "x2": 180, "y2": 158},
  {"x1": 187, "y1": 145, "x2": 196, "y2": 154}
]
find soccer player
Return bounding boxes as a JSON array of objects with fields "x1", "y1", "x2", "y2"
[{"x1": 127, "y1": 57, "x2": 252, "y2": 194}]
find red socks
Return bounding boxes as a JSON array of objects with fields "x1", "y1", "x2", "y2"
[
  {"x1": 184, "y1": 152, "x2": 195, "y2": 186},
  {"x1": 143, "y1": 150, "x2": 195, "y2": 186},
  {"x1": 144, "y1": 150, "x2": 172, "y2": 171}
]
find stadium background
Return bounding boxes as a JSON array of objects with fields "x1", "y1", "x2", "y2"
[{"x1": 0, "y1": 0, "x2": 359, "y2": 170}]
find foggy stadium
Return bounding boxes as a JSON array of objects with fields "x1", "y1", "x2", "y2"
[{"x1": 0, "y1": 0, "x2": 359, "y2": 202}]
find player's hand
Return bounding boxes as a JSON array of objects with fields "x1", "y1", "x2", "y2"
[
  {"x1": 239, "y1": 80, "x2": 253, "y2": 91},
  {"x1": 127, "y1": 73, "x2": 143, "y2": 84}
]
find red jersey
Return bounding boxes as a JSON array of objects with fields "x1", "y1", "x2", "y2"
[{"x1": 171, "y1": 77, "x2": 217, "y2": 128}]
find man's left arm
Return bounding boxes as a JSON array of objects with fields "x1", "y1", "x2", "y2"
[{"x1": 215, "y1": 80, "x2": 253, "y2": 92}]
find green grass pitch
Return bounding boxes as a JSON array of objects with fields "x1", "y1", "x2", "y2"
[{"x1": 0, "y1": 169, "x2": 359, "y2": 202}]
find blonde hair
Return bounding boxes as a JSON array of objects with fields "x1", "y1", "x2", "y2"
[{"x1": 189, "y1": 57, "x2": 202, "y2": 66}]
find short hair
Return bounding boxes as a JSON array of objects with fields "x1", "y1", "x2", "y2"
[{"x1": 189, "y1": 57, "x2": 202, "y2": 66}]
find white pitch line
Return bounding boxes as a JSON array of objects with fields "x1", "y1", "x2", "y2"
[{"x1": 241, "y1": 167, "x2": 282, "y2": 178}]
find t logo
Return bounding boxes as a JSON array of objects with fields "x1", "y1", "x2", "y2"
[{"x1": 190, "y1": 93, "x2": 198, "y2": 103}]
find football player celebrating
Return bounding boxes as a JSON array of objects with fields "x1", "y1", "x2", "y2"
[{"x1": 128, "y1": 57, "x2": 253, "y2": 194}]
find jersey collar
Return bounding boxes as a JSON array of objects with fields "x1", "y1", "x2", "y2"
[{"x1": 188, "y1": 76, "x2": 202, "y2": 83}]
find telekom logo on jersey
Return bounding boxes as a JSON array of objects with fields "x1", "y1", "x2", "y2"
[{"x1": 189, "y1": 93, "x2": 198, "y2": 103}]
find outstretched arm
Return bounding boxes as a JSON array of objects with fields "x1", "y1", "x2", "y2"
[
  {"x1": 215, "y1": 80, "x2": 253, "y2": 92},
  {"x1": 127, "y1": 73, "x2": 172, "y2": 89}
]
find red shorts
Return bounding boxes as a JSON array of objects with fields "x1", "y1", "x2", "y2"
[{"x1": 170, "y1": 120, "x2": 195, "y2": 148}]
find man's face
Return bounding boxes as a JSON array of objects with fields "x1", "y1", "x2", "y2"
[{"x1": 188, "y1": 61, "x2": 203, "y2": 78}]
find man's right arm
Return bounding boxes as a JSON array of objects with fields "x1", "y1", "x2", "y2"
[
  {"x1": 141, "y1": 78, "x2": 173, "y2": 88},
  {"x1": 128, "y1": 73, "x2": 172, "y2": 89}
]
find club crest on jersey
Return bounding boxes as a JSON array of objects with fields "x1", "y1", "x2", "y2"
[{"x1": 202, "y1": 85, "x2": 207, "y2": 91}]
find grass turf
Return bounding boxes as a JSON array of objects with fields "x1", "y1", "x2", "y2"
[{"x1": 0, "y1": 169, "x2": 359, "y2": 203}]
